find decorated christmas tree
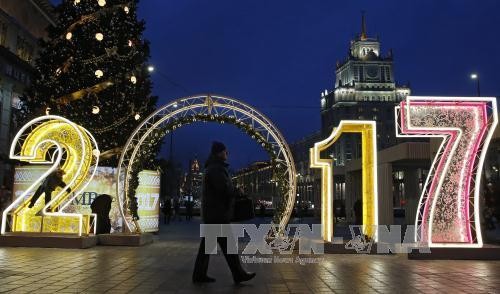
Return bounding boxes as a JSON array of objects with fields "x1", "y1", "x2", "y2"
[{"x1": 20, "y1": 0, "x2": 157, "y2": 166}]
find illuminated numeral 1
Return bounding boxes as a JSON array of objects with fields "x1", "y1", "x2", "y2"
[
  {"x1": 310, "y1": 121, "x2": 378, "y2": 242},
  {"x1": 396, "y1": 97, "x2": 498, "y2": 247},
  {"x1": 1, "y1": 116, "x2": 99, "y2": 236}
]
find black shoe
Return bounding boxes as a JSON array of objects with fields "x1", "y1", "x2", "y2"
[
  {"x1": 193, "y1": 276, "x2": 216, "y2": 283},
  {"x1": 234, "y1": 272, "x2": 256, "y2": 284}
]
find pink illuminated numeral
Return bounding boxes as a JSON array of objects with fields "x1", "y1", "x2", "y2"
[{"x1": 396, "y1": 97, "x2": 498, "y2": 247}]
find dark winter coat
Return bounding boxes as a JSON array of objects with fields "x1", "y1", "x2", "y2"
[
  {"x1": 42, "y1": 171, "x2": 69, "y2": 194},
  {"x1": 201, "y1": 155, "x2": 237, "y2": 223}
]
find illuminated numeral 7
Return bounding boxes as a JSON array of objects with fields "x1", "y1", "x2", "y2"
[
  {"x1": 396, "y1": 97, "x2": 498, "y2": 247},
  {"x1": 310, "y1": 121, "x2": 378, "y2": 242}
]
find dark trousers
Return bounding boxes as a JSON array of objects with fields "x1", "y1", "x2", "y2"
[
  {"x1": 163, "y1": 212, "x2": 171, "y2": 224},
  {"x1": 193, "y1": 236, "x2": 244, "y2": 279},
  {"x1": 29, "y1": 186, "x2": 51, "y2": 207}
]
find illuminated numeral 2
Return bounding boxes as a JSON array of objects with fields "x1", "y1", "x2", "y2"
[
  {"x1": 310, "y1": 121, "x2": 378, "y2": 242},
  {"x1": 1, "y1": 116, "x2": 99, "y2": 236},
  {"x1": 396, "y1": 97, "x2": 498, "y2": 247}
]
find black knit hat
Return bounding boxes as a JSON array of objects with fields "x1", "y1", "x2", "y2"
[{"x1": 211, "y1": 141, "x2": 226, "y2": 155}]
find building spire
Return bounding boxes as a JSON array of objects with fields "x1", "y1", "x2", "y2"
[{"x1": 360, "y1": 11, "x2": 367, "y2": 40}]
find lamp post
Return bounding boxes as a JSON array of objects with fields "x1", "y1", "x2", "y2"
[{"x1": 470, "y1": 73, "x2": 481, "y2": 96}]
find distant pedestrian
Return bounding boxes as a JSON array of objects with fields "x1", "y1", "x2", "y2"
[
  {"x1": 162, "y1": 198, "x2": 172, "y2": 224},
  {"x1": 353, "y1": 199, "x2": 362, "y2": 225},
  {"x1": 186, "y1": 200, "x2": 193, "y2": 221},
  {"x1": 192, "y1": 141, "x2": 255, "y2": 284},
  {"x1": 91, "y1": 194, "x2": 112, "y2": 234},
  {"x1": 259, "y1": 202, "x2": 266, "y2": 217},
  {"x1": 301, "y1": 202, "x2": 308, "y2": 218},
  {"x1": 173, "y1": 197, "x2": 181, "y2": 221}
]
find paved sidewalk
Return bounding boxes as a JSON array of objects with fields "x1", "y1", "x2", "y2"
[{"x1": 0, "y1": 217, "x2": 499, "y2": 293}]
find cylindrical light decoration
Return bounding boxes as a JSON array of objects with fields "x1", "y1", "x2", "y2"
[
  {"x1": 95, "y1": 70, "x2": 104, "y2": 78},
  {"x1": 130, "y1": 76, "x2": 137, "y2": 84},
  {"x1": 134, "y1": 113, "x2": 140, "y2": 120},
  {"x1": 66, "y1": 32, "x2": 72, "y2": 40},
  {"x1": 95, "y1": 33, "x2": 104, "y2": 41},
  {"x1": 98, "y1": 0, "x2": 106, "y2": 7},
  {"x1": 92, "y1": 106, "x2": 100, "y2": 114},
  {"x1": 124, "y1": 6, "x2": 130, "y2": 14}
]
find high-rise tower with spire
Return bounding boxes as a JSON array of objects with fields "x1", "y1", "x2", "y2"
[{"x1": 320, "y1": 13, "x2": 410, "y2": 166}]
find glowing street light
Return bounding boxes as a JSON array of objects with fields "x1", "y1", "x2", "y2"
[{"x1": 470, "y1": 73, "x2": 481, "y2": 96}]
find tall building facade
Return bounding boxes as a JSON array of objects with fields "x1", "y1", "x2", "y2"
[
  {"x1": 0, "y1": 0, "x2": 55, "y2": 187},
  {"x1": 233, "y1": 161, "x2": 276, "y2": 203},
  {"x1": 181, "y1": 157, "x2": 203, "y2": 200},
  {"x1": 290, "y1": 131, "x2": 322, "y2": 214},
  {"x1": 321, "y1": 14, "x2": 410, "y2": 166}
]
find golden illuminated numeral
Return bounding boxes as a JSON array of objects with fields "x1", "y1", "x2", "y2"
[
  {"x1": 310, "y1": 121, "x2": 378, "y2": 242},
  {"x1": 1, "y1": 116, "x2": 99, "y2": 236}
]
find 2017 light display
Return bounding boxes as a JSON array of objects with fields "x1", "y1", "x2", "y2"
[
  {"x1": 396, "y1": 97, "x2": 498, "y2": 247},
  {"x1": 2, "y1": 96, "x2": 497, "y2": 246},
  {"x1": 310, "y1": 121, "x2": 378, "y2": 242},
  {"x1": 1, "y1": 116, "x2": 99, "y2": 236}
]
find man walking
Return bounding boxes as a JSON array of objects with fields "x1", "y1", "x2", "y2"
[{"x1": 192, "y1": 141, "x2": 255, "y2": 284}]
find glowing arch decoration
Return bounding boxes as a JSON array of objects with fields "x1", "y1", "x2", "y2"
[
  {"x1": 1, "y1": 116, "x2": 99, "y2": 236},
  {"x1": 310, "y1": 121, "x2": 378, "y2": 242},
  {"x1": 118, "y1": 94, "x2": 297, "y2": 233},
  {"x1": 396, "y1": 96, "x2": 498, "y2": 247}
]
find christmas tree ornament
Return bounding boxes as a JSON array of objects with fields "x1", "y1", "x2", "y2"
[
  {"x1": 95, "y1": 69, "x2": 104, "y2": 78},
  {"x1": 95, "y1": 33, "x2": 104, "y2": 41},
  {"x1": 124, "y1": 6, "x2": 130, "y2": 14},
  {"x1": 130, "y1": 76, "x2": 137, "y2": 84},
  {"x1": 92, "y1": 106, "x2": 100, "y2": 114},
  {"x1": 66, "y1": 32, "x2": 72, "y2": 40},
  {"x1": 98, "y1": 0, "x2": 106, "y2": 7},
  {"x1": 134, "y1": 113, "x2": 140, "y2": 120}
]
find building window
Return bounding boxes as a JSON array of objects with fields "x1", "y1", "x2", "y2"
[{"x1": 16, "y1": 36, "x2": 34, "y2": 62}]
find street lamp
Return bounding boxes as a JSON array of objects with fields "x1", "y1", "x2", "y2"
[{"x1": 470, "y1": 73, "x2": 481, "y2": 96}]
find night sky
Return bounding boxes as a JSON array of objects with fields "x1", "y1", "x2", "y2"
[{"x1": 50, "y1": 0, "x2": 500, "y2": 171}]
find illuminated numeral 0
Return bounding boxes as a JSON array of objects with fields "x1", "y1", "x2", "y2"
[
  {"x1": 1, "y1": 116, "x2": 99, "y2": 236},
  {"x1": 396, "y1": 97, "x2": 498, "y2": 247},
  {"x1": 310, "y1": 121, "x2": 378, "y2": 242}
]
